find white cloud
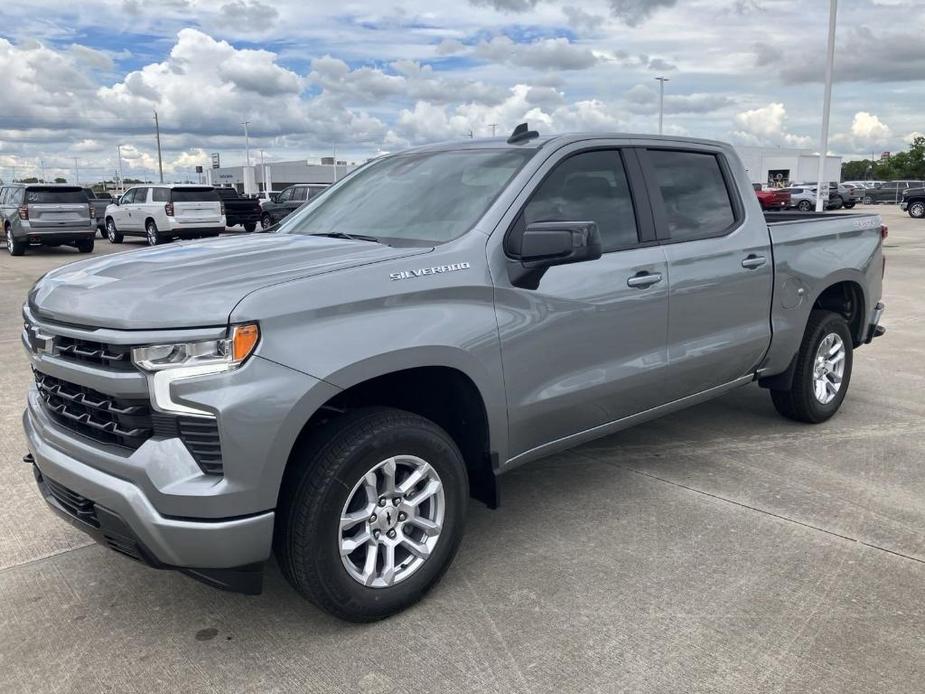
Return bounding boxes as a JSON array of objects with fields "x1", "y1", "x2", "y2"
[
  {"x1": 831, "y1": 112, "x2": 893, "y2": 154},
  {"x1": 473, "y1": 36, "x2": 599, "y2": 71},
  {"x1": 732, "y1": 103, "x2": 813, "y2": 148}
]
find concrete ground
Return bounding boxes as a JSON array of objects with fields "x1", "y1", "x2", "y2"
[{"x1": 1, "y1": 207, "x2": 922, "y2": 693}]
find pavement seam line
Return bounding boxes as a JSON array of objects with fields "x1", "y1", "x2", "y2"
[
  {"x1": 0, "y1": 542, "x2": 96, "y2": 575},
  {"x1": 582, "y1": 454, "x2": 925, "y2": 566}
]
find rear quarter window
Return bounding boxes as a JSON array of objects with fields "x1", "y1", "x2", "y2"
[
  {"x1": 152, "y1": 188, "x2": 170, "y2": 202},
  {"x1": 170, "y1": 188, "x2": 220, "y2": 202},
  {"x1": 25, "y1": 187, "x2": 88, "y2": 204}
]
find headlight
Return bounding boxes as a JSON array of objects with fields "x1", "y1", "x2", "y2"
[{"x1": 132, "y1": 323, "x2": 259, "y2": 416}]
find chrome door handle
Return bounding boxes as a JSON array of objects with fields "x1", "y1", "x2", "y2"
[
  {"x1": 741, "y1": 255, "x2": 767, "y2": 269},
  {"x1": 627, "y1": 272, "x2": 663, "y2": 288}
]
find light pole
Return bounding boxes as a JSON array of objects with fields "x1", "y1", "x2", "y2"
[
  {"x1": 815, "y1": 0, "x2": 838, "y2": 212},
  {"x1": 117, "y1": 145, "x2": 125, "y2": 192},
  {"x1": 241, "y1": 120, "x2": 251, "y2": 167},
  {"x1": 488, "y1": 123, "x2": 498, "y2": 137},
  {"x1": 655, "y1": 77, "x2": 670, "y2": 135},
  {"x1": 154, "y1": 111, "x2": 164, "y2": 183},
  {"x1": 73, "y1": 158, "x2": 80, "y2": 184},
  {"x1": 40, "y1": 159, "x2": 47, "y2": 183}
]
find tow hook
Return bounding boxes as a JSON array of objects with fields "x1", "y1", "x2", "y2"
[{"x1": 22, "y1": 452, "x2": 34, "y2": 464}]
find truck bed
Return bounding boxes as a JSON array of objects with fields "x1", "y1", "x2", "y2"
[{"x1": 760, "y1": 210, "x2": 883, "y2": 378}]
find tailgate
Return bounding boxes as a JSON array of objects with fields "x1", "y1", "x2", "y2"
[
  {"x1": 174, "y1": 201, "x2": 222, "y2": 223},
  {"x1": 27, "y1": 203, "x2": 91, "y2": 228}
]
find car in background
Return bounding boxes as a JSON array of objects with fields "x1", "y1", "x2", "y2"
[
  {"x1": 791, "y1": 182, "x2": 858, "y2": 209},
  {"x1": 784, "y1": 186, "x2": 842, "y2": 212},
  {"x1": 83, "y1": 188, "x2": 112, "y2": 235},
  {"x1": 900, "y1": 185, "x2": 925, "y2": 218},
  {"x1": 259, "y1": 183, "x2": 329, "y2": 229},
  {"x1": 861, "y1": 180, "x2": 925, "y2": 204},
  {"x1": 843, "y1": 180, "x2": 879, "y2": 190},
  {"x1": 104, "y1": 184, "x2": 226, "y2": 246},
  {"x1": 0, "y1": 183, "x2": 95, "y2": 256},
  {"x1": 255, "y1": 190, "x2": 283, "y2": 208},
  {"x1": 215, "y1": 187, "x2": 262, "y2": 232},
  {"x1": 752, "y1": 183, "x2": 791, "y2": 211}
]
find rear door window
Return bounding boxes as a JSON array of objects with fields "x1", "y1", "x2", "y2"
[
  {"x1": 292, "y1": 187, "x2": 308, "y2": 202},
  {"x1": 645, "y1": 150, "x2": 737, "y2": 242},
  {"x1": 25, "y1": 187, "x2": 88, "y2": 204},
  {"x1": 152, "y1": 188, "x2": 170, "y2": 202},
  {"x1": 170, "y1": 188, "x2": 219, "y2": 202}
]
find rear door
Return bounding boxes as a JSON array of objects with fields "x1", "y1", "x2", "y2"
[
  {"x1": 287, "y1": 186, "x2": 308, "y2": 215},
  {"x1": 171, "y1": 187, "x2": 222, "y2": 224},
  {"x1": 639, "y1": 147, "x2": 773, "y2": 400},
  {"x1": 497, "y1": 146, "x2": 671, "y2": 459},
  {"x1": 24, "y1": 186, "x2": 90, "y2": 229}
]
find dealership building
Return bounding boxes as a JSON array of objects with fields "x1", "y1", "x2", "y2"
[
  {"x1": 735, "y1": 146, "x2": 842, "y2": 187},
  {"x1": 206, "y1": 158, "x2": 360, "y2": 194}
]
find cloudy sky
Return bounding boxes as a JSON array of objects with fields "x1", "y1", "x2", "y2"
[{"x1": 0, "y1": 0, "x2": 921, "y2": 182}]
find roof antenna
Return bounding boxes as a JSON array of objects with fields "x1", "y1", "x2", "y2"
[{"x1": 507, "y1": 122, "x2": 539, "y2": 145}]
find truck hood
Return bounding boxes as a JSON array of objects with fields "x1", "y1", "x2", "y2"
[{"x1": 29, "y1": 234, "x2": 431, "y2": 329}]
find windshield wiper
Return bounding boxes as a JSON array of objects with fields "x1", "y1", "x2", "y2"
[{"x1": 311, "y1": 231, "x2": 387, "y2": 245}]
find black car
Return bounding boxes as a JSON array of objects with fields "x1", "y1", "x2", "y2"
[
  {"x1": 862, "y1": 180, "x2": 925, "y2": 205},
  {"x1": 215, "y1": 187, "x2": 263, "y2": 232},
  {"x1": 260, "y1": 183, "x2": 329, "y2": 229},
  {"x1": 900, "y1": 186, "x2": 925, "y2": 218}
]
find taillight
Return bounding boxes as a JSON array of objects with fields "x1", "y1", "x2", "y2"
[
  {"x1": 220, "y1": 202, "x2": 226, "y2": 217},
  {"x1": 881, "y1": 224, "x2": 888, "y2": 240},
  {"x1": 165, "y1": 202, "x2": 174, "y2": 216},
  {"x1": 88, "y1": 204, "x2": 94, "y2": 218},
  {"x1": 18, "y1": 205, "x2": 28, "y2": 220}
]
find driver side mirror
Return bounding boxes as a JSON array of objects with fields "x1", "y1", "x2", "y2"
[{"x1": 507, "y1": 221, "x2": 602, "y2": 289}]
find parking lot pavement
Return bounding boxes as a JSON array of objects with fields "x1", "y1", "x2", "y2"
[{"x1": 1, "y1": 207, "x2": 923, "y2": 693}]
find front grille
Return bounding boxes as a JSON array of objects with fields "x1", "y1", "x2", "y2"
[
  {"x1": 35, "y1": 370, "x2": 223, "y2": 475},
  {"x1": 35, "y1": 371, "x2": 153, "y2": 449},
  {"x1": 45, "y1": 476, "x2": 99, "y2": 528},
  {"x1": 54, "y1": 335, "x2": 135, "y2": 371}
]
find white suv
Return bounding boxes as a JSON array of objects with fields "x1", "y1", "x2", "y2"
[{"x1": 104, "y1": 185, "x2": 226, "y2": 245}]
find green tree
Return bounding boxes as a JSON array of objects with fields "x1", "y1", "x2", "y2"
[
  {"x1": 841, "y1": 137, "x2": 925, "y2": 181},
  {"x1": 54, "y1": 177, "x2": 67, "y2": 183}
]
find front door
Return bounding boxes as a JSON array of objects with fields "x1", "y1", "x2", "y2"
[
  {"x1": 496, "y1": 147, "x2": 670, "y2": 460},
  {"x1": 639, "y1": 147, "x2": 773, "y2": 400}
]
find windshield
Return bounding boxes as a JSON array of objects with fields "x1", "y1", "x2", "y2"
[{"x1": 278, "y1": 149, "x2": 534, "y2": 244}]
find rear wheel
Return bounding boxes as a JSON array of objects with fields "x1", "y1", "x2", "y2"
[
  {"x1": 105, "y1": 218, "x2": 123, "y2": 244},
  {"x1": 243, "y1": 221, "x2": 257, "y2": 233},
  {"x1": 862, "y1": 195, "x2": 873, "y2": 205},
  {"x1": 909, "y1": 201, "x2": 925, "y2": 218},
  {"x1": 275, "y1": 408, "x2": 468, "y2": 622},
  {"x1": 261, "y1": 213, "x2": 273, "y2": 229},
  {"x1": 6, "y1": 227, "x2": 26, "y2": 256},
  {"x1": 843, "y1": 202, "x2": 855, "y2": 209},
  {"x1": 76, "y1": 239, "x2": 94, "y2": 253},
  {"x1": 145, "y1": 220, "x2": 163, "y2": 246},
  {"x1": 770, "y1": 310, "x2": 853, "y2": 424},
  {"x1": 798, "y1": 200, "x2": 813, "y2": 212}
]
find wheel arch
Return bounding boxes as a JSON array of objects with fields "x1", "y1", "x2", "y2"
[
  {"x1": 279, "y1": 364, "x2": 500, "y2": 510},
  {"x1": 811, "y1": 278, "x2": 866, "y2": 347}
]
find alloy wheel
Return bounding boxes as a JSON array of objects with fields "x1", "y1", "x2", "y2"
[
  {"x1": 146, "y1": 223, "x2": 158, "y2": 246},
  {"x1": 339, "y1": 455, "x2": 445, "y2": 588},
  {"x1": 911, "y1": 202, "x2": 925, "y2": 218},
  {"x1": 812, "y1": 332, "x2": 846, "y2": 405},
  {"x1": 6, "y1": 230, "x2": 12, "y2": 254}
]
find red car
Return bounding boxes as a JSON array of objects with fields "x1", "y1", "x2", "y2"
[{"x1": 753, "y1": 183, "x2": 791, "y2": 210}]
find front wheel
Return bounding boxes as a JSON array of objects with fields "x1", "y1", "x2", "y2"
[
  {"x1": 275, "y1": 408, "x2": 468, "y2": 622},
  {"x1": 770, "y1": 310, "x2": 853, "y2": 424},
  {"x1": 76, "y1": 239, "x2": 94, "y2": 253},
  {"x1": 243, "y1": 221, "x2": 257, "y2": 233},
  {"x1": 862, "y1": 196, "x2": 873, "y2": 205},
  {"x1": 798, "y1": 200, "x2": 813, "y2": 211},
  {"x1": 260, "y1": 213, "x2": 273, "y2": 229},
  {"x1": 843, "y1": 202, "x2": 855, "y2": 209},
  {"x1": 909, "y1": 201, "x2": 925, "y2": 218}
]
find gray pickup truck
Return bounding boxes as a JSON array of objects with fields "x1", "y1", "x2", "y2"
[{"x1": 21, "y1": 129, "x2": 886, "y2": 621}]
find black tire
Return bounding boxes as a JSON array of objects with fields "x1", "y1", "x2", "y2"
[
  {"x1": 862, "y1": 196, "x2": 873, "y2": 205},
  {"x1": 275, "y1": 407, "x2": 468, "y2": 622},
  {"x1": 76, "y1": 239, "x2": 94, "y2": 253},
  {"x1": 145, "y1": 219, "x2": 163, "y2": 246},
  {"x1": 909, "y1": 201, "x2": 925, "y2": 218},
  {"x1": 6, "y1": 227, "x2": 26, "y2": 256},
  {"x1": 830, "y1": 195, "x2": 843, "y2": 210},
  {"x1": 770, "y1": 310, "x2": 854, "y2": 424},
  {"x1": 843, "y1": 202, "x2": 855, "y2": 209},
  {"x1": 105, "y1": 218, "x2": 124, "y2": 244},
  {"x1": 243, "y1": 221, "x2": 257, "y2": 233},
  {"x1": 261, "y1": 213, "x2": 273, "y2": 229},
  {"x1": 798, "y1": 200, "x2": 813, "y2": 212}
]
